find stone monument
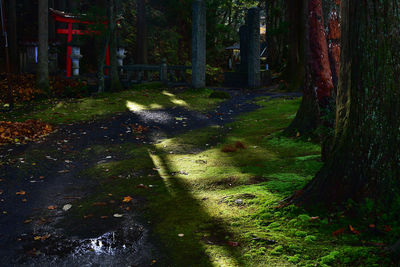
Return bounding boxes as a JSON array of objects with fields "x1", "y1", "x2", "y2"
[{"x1": 192, "y1": 0, "x2": 206, "y2": 88}]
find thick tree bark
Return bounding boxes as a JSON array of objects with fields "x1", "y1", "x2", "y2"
[
  {"x1": 7, "y1": 0, "x2": 18, "y2": 73},
  {"x1": 287, "y1": 0, "x2": 400, "y2": 208},
  {"x1": 308, "y1": 0, "x2": 333, "y2": 104},
  {"x1": 37, "y1": 0, "x2": 49, "y2": 93},
  {"x1": 136, "y1": 0, "x2": 147, "y2": 64},
  {"x1": 285, "y1": 0, "x2": 333, "y2": 136},
  {"x1": 326, "y1": 0, "x2": 340, "y2": 89},
  {"x1": 109, "y1": 0, "x2": 122, "y2": 91}
]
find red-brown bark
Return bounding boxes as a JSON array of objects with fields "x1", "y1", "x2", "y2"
[
  {"x1": 308, "y1": 0, "x2": 333, "y2": 103},
  {"x1": 327, "y1": 5, "x2": 341, "y2": 87}
]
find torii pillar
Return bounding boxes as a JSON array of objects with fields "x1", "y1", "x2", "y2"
[{"x1": 192, "y1": 0, "x2": 206, "y2": 88}]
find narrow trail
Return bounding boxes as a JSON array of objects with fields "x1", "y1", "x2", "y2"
[{"x1": 0, "y1": 88, "x2": 300, "y2": 266}]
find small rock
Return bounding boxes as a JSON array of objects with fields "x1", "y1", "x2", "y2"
[
  {"x1": 62, "y1": 204, "x2": 72, "y2": 211},
  {"x1": 235, "y1": 199, "x2": 243, "y2": 205}
]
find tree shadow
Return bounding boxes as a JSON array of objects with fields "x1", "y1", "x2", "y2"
[{"x1": 145, "y1": 146, "x2": 247, "y2": 266}]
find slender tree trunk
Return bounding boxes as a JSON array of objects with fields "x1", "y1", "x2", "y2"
[
  {"x1": 109, "y1": 0, "x2": 122, "y2": 91},
  {"x1": 136, "y1": 0, "x2": 147, "y2": 64},
  {"x1": 284, "y1": 0, "x2": 318, "y2": 136},
  {"x1": 283, "y1": 0, "x2": 305, "y2": 91},
  {"x1": 49, "y1": 0, "x2": 56, "y2": 41},
  {"x1": 7, "y1": 0, "x2": 18, "y2": 73},
  {"x1": 96, "y1": 36, "x2": 109, "y2": 93},
  {"x1": 285, "y1": 0, "x2": 333, "y2": 138},
  {"x1": 286, "y1": 0, "x2": 400, "y2": 209},
  {"x1": 37, "y1": 0, "x2": 49, "y2": 93}
]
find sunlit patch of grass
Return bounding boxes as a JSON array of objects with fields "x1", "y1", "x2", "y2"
[{"x1": 2, "y1": 84, "x2": 223, "y2": 124}]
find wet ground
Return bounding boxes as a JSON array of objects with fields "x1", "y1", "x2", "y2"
[{"x1": 0, "y1": 88, "x2": 301, "y2": 267}]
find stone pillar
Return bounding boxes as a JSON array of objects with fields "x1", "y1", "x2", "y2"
[
  {"x1": 192, "y1": 0, "x2": 206, "y2": 88},
  {"x1": 247, "y1": 7, "x2": 261, "y2": 88},
  {"x1": 160, "y1": 58, "x2": 168, "y2": 83},
  {"x1": 239, "y1": 25, "x2": 248, "y2": 72}
]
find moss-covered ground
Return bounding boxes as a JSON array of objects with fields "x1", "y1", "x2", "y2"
[
  {"x1": 0, "y1": 82, "x2": 223, "y2": 124},
  {"x1": 57, "y1": 96, "x2": 393, "y2": 266}
]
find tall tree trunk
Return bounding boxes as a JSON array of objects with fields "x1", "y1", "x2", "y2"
[
  {"x1": 49, "y1": 0, "x2": 56, "y2": 41},
  {"x1": 37, "y1": 0, "x2": 49, "y2": 93},
  {"x1": 136, "y1": 0, "x2": 147, "y2": 64},
  {"x1": 283, "y1": 0, "x2": 305, "y2": 91},
  {"x1": 327, "y1": 1, "x2": 340, "y2": 90},
  {"x1": 286, "y1": 0, "x2": 400, "y2": 209},
  {"x1": 109, "y1": 0, "x2": 122, "y2": 91},
  {"x1": 7, "y1": 0, "x2": 18, "y2": 73},
  {"x1": 96, "y1": 36, "x2": 109, "y2": 93},
  {"x1": 285, "y1": 0, "x2": 333, "y2": 138}
]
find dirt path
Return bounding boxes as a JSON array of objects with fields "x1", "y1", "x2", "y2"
[{"x1": 0, "y1": 88, "x2": 300, "y2": 266}]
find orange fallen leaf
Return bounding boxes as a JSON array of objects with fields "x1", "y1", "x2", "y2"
[
  {"x1": 47, "y1": 205, "x2": 56, "y2": 210},
  {"x1": 332, "y1": 228, "x2": 345, "y2": 237},
  {"x1": 33, "y1": 234, "x2": 50, "y2": 241},
  {"x1": 24, "y1": 219, "x2": 32, "y2": 224},
  {"x1": 122, "y1": 196, "x2": 133, "y2": 203},
  {"x1": 100, "y1": 216, "x2": 108, "y2": 219},
  {"x1": 16, "y1": 190, "x2": 26, "y2": 195},
  {"x1": 83, "y1": 214, "x2": 93, "y2": 219},
  {"x1": 369, "y1": 224, "x2": 376, "y2": 228},
  {"x1": 349, "y1": 225, "x2": 360, "y2": 235}
]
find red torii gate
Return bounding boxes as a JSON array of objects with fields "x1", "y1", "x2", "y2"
[{"x1": 50, "y1": 8, "x2": 110, "y2": 77}]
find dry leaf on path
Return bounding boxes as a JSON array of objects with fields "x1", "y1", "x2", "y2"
[{"x1": 122, "y1": 196, "x2": 133, "y2": 203}]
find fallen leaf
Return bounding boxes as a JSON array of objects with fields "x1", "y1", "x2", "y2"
[
  {"x1": 100, "y1": 216, "x2": 108, "y2": 219},
  {"x1": 33, "y1": 234, "x2": 50, "y2": 241},
  {"x1": 47, "y1": 205, "x2": 56, "y2": 210},
  {"x1": 22, "y1": 198, "x2": 27, "y2": 202},
  {"x1": 24, "y1": 219, "x2": 33, "y2": 224},
  {"x1": 384, "y1": 225, "x2": 392, "y2": 232},
  {"x1": 349, "y1": 225, "x2": 360, "y2": 235},
  {"x1": 310, "y1": 216, "x2": 320, "y2": 221},
  {"x1": 122, "y1": 196, "x2": 133, "y2": 203},
  {"x1": 83, "y1": 214, "x2": 93, "y2": 219},
  {"x1": 16, "y1": 190, "x2": 26, "y2": 195},
  {"x1": 332, "y1": 228, "x2": 345, "y2": 237},
  {"x1": 234, "y1": 141, "x2": 246, "y2": 149},
  {"x1": 227, "y1": 241, "x2": 239, "y2": 247},
  {"x1": 113, "y1": 213, "x2": 123, "y2": 218}
]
